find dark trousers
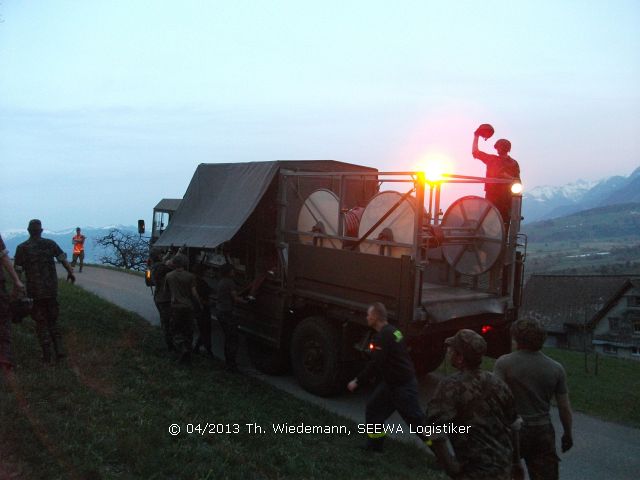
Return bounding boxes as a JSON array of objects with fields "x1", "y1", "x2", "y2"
[
  {"x1": 520, "y1": 423, "x2": 559, "y2": 480},
  {"x1": 0, "y1": 295, "x2": 13, "y2": 368},
  {"x1": 71, "y1": 251, "x2": 85, "y2": 272},
  {"x1": 171, "y1": 306, "x2": 194, "y2": 358},
  {"x1": 155, "y1": 301, "x2": 174, "y2": 350},
  {"x1": 217, "y1": 311, "x2": 239, "y2": 367},
  {"x1": 194, "y1": 304, "x2": 212, "y2": 352},
  {"x1": 365, "y1": 379, "x2": 426, "y2": 450},
  {"x1": 31, "y1": 298, "x2": 64, "y2": 362}
]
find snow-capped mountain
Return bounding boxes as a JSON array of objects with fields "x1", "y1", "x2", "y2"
[
  {"x1": 523, "y1": 167, "x2": 640, "y2": 223},
  {"x1": 1, "y1": 225, "x2": 139, "y2": 263}
]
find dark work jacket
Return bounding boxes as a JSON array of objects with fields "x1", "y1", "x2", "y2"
[{"x1": 356, "y1": 324, "x2": 416, "y2": 386}]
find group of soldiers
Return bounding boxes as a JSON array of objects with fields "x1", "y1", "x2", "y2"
[
  {"x1": 349, "y1": 302, "x2": 574, "y2": 480},
  {"x1": 149, "y1": 250, "x2": 241, "y2": 371}
]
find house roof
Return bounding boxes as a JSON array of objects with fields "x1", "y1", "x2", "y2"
[{"x1": 521, "y1": 275, "x2": 639, "y2": 333}]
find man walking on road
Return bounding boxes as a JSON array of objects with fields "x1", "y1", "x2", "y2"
[
  {"x1": 14, "y1": 219, "x2": 75, "y2": 364},
  {"x1": 347, "y1": 302, "x2": 427, "y2": 453},
  {"x1": 494, "y1": 319, "x2": 574, "y2": 480},
  {"x1": 71, "y1": 227, "x2": 86, "y2": 273}
]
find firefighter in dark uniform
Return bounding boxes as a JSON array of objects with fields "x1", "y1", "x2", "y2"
[
  {"x1": 347, "y1": 302, "x2": 427, "y2": 452},
  {"x1": 14, "y1": 219, "x2": 76, "y2": 364}
]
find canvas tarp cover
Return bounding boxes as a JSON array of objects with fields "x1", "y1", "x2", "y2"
[{"x1": 154, "y1": 162, "x2": 280, "y2": 249}]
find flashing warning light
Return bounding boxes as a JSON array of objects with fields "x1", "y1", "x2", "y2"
[
  {"x1": 511, "y1": 182, "x2": 523, "y2": 195},
  {"x1": 415, "y1": 156, "x2": 452, "y2": 184},
  {"x1": 481, "y1": 325, "x2": 493, "y2": 335}
]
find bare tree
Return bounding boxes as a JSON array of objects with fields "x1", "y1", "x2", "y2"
[{"x1": 94, "y1": 229, "x2": 149, "y2": 271}]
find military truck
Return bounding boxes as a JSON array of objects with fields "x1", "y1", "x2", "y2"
[{"x1": 145, "y1": 160, "x2": 525, "y2": 395}]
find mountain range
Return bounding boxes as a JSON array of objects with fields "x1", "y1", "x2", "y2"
[
  {"x1": 523, "y1": 166, "x2": 640, "y2": 223},
  {"x1": 1, "y1": 225, "x2": 140, "y2": 264}
]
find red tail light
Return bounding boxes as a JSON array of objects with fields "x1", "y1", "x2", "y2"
[{"x1": 481, "y1": 325, "x2": 493, "y2": 335}]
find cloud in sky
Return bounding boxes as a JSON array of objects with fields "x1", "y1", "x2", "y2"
[{"x1": 1, "y1": 0, "x2": 639, "y2": 230}]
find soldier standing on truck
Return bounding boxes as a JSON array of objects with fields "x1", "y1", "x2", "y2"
[
  {"x1": 472, "y1": 124, "x2": 521, "y2": 230},
  {"x1": 164, "y1": 254, "x2": 200, "y2": 365},
  {"x1": 494, "y1": 319, "x2": 573, "y2": 480},
  {"x1": 347, "y1": 302, "x2": 427, "y2": 453},
  {"x1": 216, "y1": 264, "x2": 244, "y2": 373}
]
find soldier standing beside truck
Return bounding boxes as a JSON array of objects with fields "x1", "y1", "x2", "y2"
[
  {"x1": 151, "y1": 249, "x2": 174, "y2": 352},
  {"x1": 426, "y1": 329, "x2": 521, "y2": 480},
  {"x1": 216, "y1": 264, "x2": 244, "y2": 373},
  {"x1": 494, "y1": 319, "x2": 573, "y2": 480},
  {"x1": 347, "y1": 302, "x2": 427, "y2": 453},
  {"x1": 164, "y1": 254, "x2": 200, "y2": 365}
]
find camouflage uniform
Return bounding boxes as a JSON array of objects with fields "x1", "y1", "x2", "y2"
[
  {"x1": 14, "y1": 235, "x2": 67, "y2": 362},
  {"x1": 0, "y1": 235, "x2": 14, "y2": 368},
  {"x1": 427, "y1": 330, "x2": 518, "y2": 480},
  {"x1": 151, "y1": 260, "x2": 174, "y2": 351}
]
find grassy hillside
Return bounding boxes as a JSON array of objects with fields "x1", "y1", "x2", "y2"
[
  {"x1": 522, "y1": 202, "x2": 640, "y2": 243},
  {"x1": 520, "y1": 203, "x2": 640, "y2": 276},
  {"x1": 1, "y1": 282, "x2": 442, "y2": 480}
]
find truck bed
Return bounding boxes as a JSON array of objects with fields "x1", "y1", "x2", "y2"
[{"x1": 421, "y1": 282, "x2": 507, "y2": 322}]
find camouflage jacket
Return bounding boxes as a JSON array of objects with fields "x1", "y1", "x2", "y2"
[
  {"x1": 14, "y1": 237, "x2": 66, "y2": 300},
  {"x1": 427, "y1": 369, "x2": 517, "y2": 479}
]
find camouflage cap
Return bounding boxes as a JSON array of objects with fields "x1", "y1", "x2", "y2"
[
  {"x1": 511, "y1": 319, "x2": 546, "y2": 350},
  {"x1": 28, "y1": 219, "x2": 42, "y2": 229},
  {"x1": 445, "y1": 329, "x2": 487, "y2": 363},
  {"x1": 27, "y1": 219, "x2": 43, "y2": 234}
]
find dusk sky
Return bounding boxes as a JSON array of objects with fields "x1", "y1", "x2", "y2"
[{"x1": 1, "y1": 1, "x2": 639, "y2": 232}]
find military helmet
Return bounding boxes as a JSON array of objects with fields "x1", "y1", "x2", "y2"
[{"x1": 475, "y1": 123, "x2": 495, "y2": 140}]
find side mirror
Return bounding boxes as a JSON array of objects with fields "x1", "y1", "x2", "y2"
[{"x1": 138, "y1": 219, "x2": 145, "y2": 235}]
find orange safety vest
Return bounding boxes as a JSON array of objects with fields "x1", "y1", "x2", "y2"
[{"x1": 73, "y1": 234, "x2": 85, "y2": 254}]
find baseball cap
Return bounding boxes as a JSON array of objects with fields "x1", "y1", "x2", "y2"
[{"x1": 445, "y1": 329, "x2": 487, "y2": 363}]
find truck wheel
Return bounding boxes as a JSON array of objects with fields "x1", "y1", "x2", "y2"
[
  {"x1": 291, "y1": 317, "x2": 343, "y2": 396},
  {"x1": 246, "y1": 338, "x2": 290, "y2": 375}
]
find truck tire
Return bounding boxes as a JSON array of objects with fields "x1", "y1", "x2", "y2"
[
  {"x1": 291, "y1": 316, "x2": 343, "y2": 396},
  {"x1": 246, "y1": 338, "x2": 290, "y2": 375}
]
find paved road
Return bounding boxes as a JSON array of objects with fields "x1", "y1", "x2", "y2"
[{"x1": 59, "y1": 266, "x2": 640, "y2": 480}]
